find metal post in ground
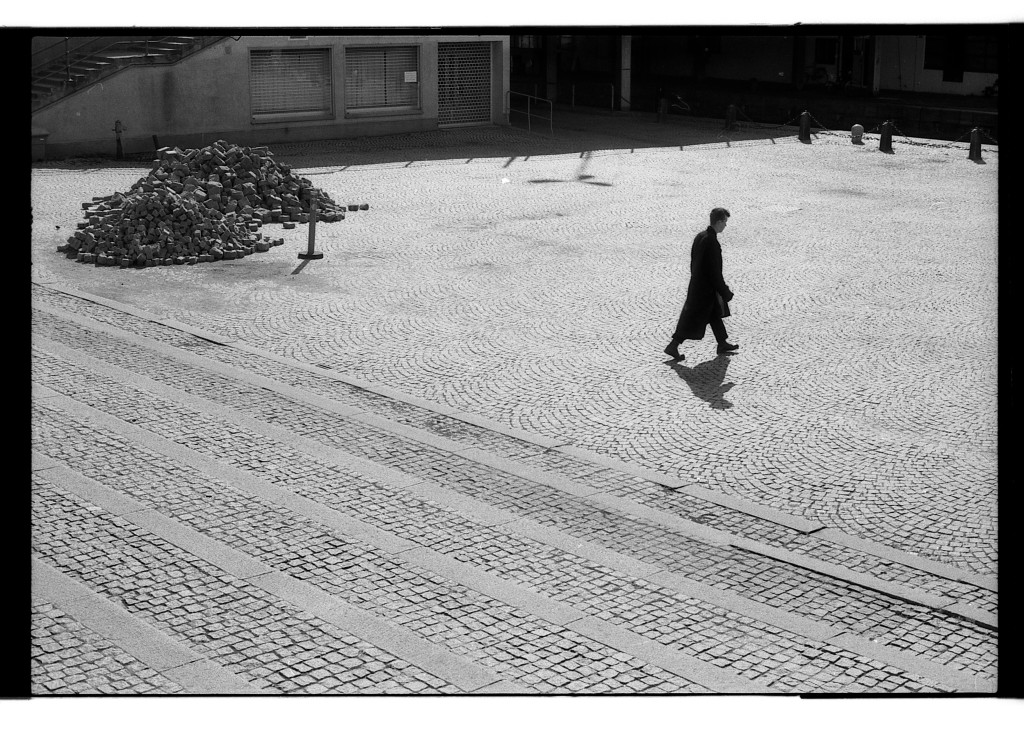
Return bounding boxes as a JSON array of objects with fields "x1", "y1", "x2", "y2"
[
  {"x1": 968, "y1": 128, "x2": 983, "y2": 162},
  {"x1": 298, "y1": 190, "x2": 323, "y2": 260},
  {"x1": 879, "y1": 120, "x2": 894, "y2": 153},
  {"x1": 798, "y1": 111, "x2": 811, "y2": 142}
]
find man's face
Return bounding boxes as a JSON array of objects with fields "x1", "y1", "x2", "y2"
[{"x1": 714, "y1": 217, "x2": 729, "y2": 234}]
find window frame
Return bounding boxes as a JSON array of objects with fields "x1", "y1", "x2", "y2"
[
  {"x1": 343, "y1": 44, "x2": 423, "y2": 119},
  {"x1": 248, "y1": 46, "x2": 335, "y2": 125}
]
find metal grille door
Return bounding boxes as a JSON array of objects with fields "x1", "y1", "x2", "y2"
[{"x1": 437, "y1": 42, "x2": 492, "y2": 127}]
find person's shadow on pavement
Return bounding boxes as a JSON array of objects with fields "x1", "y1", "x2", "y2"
[{"x1": 668, "y1": 354, "x2": 735, "y2": 409}]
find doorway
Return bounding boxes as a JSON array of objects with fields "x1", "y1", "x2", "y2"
[{"x1": 438, "y1": 42, "x2": 493, "y2": 127}]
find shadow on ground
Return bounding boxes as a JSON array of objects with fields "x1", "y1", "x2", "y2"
[
  {"x1": 265, "y1": 111, "x2": 807, "y2": 172},
  {"x1": 669, "y1": 353, "x2": 736, "y2": 410},
  {"x1": 31, "y1": 109, "x2": 805, "y2": 174}
]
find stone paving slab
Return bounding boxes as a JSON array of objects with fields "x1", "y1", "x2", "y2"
[
  {"x1": 34, "y1": 560, "x2": 264, "y2": 694},
  {"x1": 31, "y1": 596, "x2": 187, "y2": 695},
  {"x1": 555, "y1": 444, "x2": 827, "y2": 533}
]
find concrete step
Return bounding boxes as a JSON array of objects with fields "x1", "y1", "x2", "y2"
[
  {"x1": 29, "y1": 281, "x2": 997, "y2": 694},
  {"x1": 31, "y1": 561, "x2": 268, "y2": 694},
  {"x1": 31, "y1": 284, "x2": 997, "y2": 602}
]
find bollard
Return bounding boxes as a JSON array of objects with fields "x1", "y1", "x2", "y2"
[
  {"x1": 968, "y1": 128, "x2": 983, "y2": 162},
  {"x1": 798, "y1": 111, "x2": 811, "y2": 143},
  {"x1": 725, "y1": 104, "x2": 738, "y2": 131},
  {"x1": 657, "y1": 97, "x2": 668, "y2": 123},
  {"x1": 297, "y1": 190, "x2": 323, "y2": 260},
  {"x1": 879, "y1": 121, "x2": 894, "y2": 153},
  {"x1": 851, "y1": 123, "x2": 864, "y2": 144}
]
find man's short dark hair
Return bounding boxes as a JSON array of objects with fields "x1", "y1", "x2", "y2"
[{"x1": 710, "y1": 207, "x2": 730, "y2": 225}]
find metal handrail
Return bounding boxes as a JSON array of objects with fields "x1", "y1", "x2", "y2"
[
  {"x1": 505, "y1": 90, "x2": 553, "y2": 135},
  {"x1": 32, "y1": 36, "x2": 227, "y2": 111},
  {"x1": 32, "y1": 36, "x2": 190, "y2": 76}
]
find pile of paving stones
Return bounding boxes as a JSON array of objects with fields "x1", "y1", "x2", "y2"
[{"x1": 58, "y1": 140, "x2": 368, "y2": 267}]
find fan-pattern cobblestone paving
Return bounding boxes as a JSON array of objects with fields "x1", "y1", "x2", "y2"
[{"x1": 30, "y1": 113, "x2": 997, "y2": 694}]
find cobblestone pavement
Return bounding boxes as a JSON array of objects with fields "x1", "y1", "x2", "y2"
[{"x1": 30, "y1": 111, "x2": 997, "y2": 694}]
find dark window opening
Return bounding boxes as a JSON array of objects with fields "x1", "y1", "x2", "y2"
[{"x1": 814, "y1": 37, "x2": 837, "y2": 65}]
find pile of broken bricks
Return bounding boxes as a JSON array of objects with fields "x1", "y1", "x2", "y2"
[{"x1": 58, "y1": 139, "x2": 369, "y2": 267}]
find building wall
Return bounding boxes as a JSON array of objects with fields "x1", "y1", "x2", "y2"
[
  {"x1": 631, "y1": 36, "x2": 794, "y2": 84},
  {"x1": 875, "y1": 35, "x2": 997, "y2": 95},
  {"x1": 706, "y1": 36, "x2": 795, "y2": 85},
  {"x1": 33, "y1": 35, "x2": 509, "y2": 158}
]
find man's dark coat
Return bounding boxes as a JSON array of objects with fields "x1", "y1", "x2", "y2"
[{"x1": 673, "y1": 226, "x2": 733, "y2": 340}]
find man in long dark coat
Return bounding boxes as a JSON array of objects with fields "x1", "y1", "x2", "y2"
[{"x1": 664, "y1": 207, "x2": 739, "y2": 361}]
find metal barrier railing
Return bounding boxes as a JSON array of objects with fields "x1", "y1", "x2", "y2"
[
  {"x1": 32, "y1": 36, "x2": 202, "y2": 79},
  {"x1": 505, "y1": 90, "x2": 553, "y2": 135}
]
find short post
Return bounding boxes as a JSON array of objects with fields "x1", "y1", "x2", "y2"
[
  {"x1": 879, "y1": 120, "x2": 894, "y2": 153},
  {"x1": 798, "y1": 111, "x2": 811, "y2": 142},
  {"x1": 968, "y1": 128, "x2": 983, "y2": 162},
  {"x1": 298, "y1": 190, "x2": 323, "y2": 260},
  {"x1": 657, "y1": 97, "x2": 668, "y2": 123},
  {"x1": 851, "y1": 123, "x2": 864, "y2": 144}
]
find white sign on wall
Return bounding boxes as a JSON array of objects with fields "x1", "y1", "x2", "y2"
[{"x1": 404, "y1": 71, "x2": 418, "y2": 83}]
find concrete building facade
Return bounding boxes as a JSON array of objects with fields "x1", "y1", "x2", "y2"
[{"x1": 33, "y1": 34, "x2": 511, "y2": 159}]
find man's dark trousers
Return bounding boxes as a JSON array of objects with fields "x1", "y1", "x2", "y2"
[{"x1": 672, "y1": 314, "x2": 728, "y2": 344}]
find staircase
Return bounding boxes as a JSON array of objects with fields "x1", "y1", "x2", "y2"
[
  {"x1": 31, "y1": 36, "x2": 227, "y2": 112},
  {"x1": 30, "y1": 280, "x2": 997, "y2": 695}
]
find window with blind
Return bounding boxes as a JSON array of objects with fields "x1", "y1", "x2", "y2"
[
  {"x1": 249, "y1": 48, "x2": 333, "y2": 122},
  {"x1": 344, "y1": 46, "x2": 420, "y2": 114}
]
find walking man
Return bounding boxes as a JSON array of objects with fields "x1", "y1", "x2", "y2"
[{"x1": 664, "y1": 207, "x2": 739, "y2": 361}]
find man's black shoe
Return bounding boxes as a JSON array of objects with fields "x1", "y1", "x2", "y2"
[
  {"x1": 663, "y1": 343, "x2": 684, "y2": 361},
  {"x1": 717, "y1": 342, "x2": 739, "y2": 354}
]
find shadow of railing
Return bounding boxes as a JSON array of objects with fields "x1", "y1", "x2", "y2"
[{"x1": 263, "y1": 111, "x2": 804, "y2": 170}]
